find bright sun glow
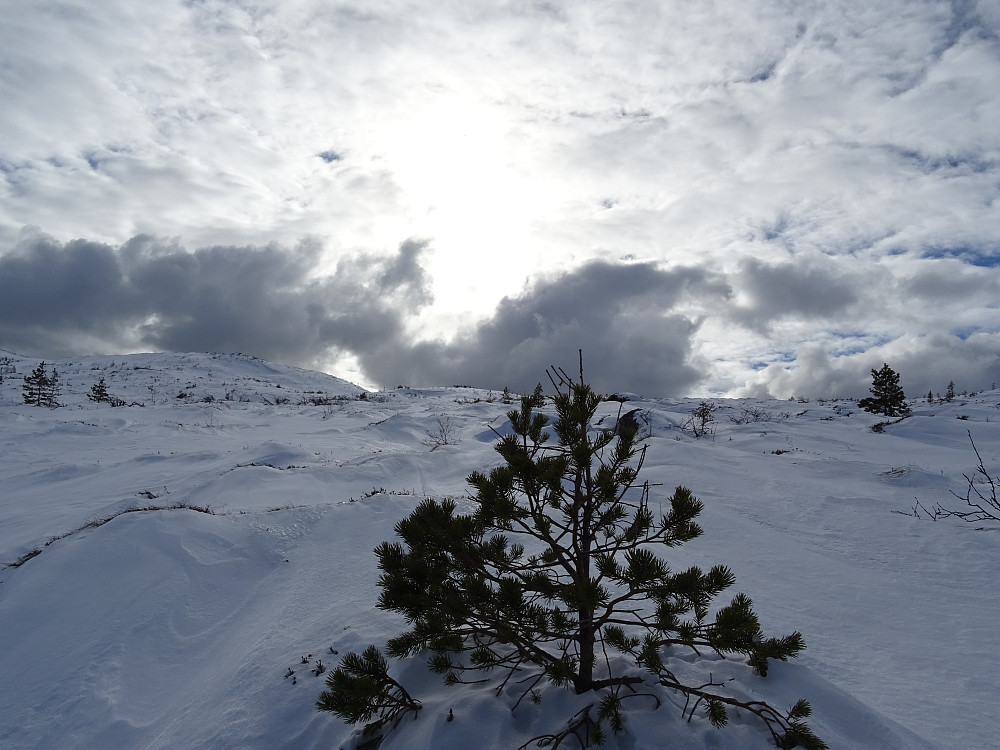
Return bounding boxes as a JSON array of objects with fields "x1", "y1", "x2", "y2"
[{"x1": 375, "y1": 99, "x2": 552, "y2": 319}]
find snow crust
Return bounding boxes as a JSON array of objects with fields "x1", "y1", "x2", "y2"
[{"x1": 1, "y1": 351, "x2": 998, "y2": 749}]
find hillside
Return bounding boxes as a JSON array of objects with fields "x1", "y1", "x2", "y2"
[{"x1": 1, "y1": 352, "x2": 998, "y2": 749}]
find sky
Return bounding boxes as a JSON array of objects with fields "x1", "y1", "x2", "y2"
[{"x1": 1, "y1": 0, "x2": 999, "y2": 397}]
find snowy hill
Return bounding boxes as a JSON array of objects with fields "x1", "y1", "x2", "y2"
[
  {"x1": 0, "y1": 350, "x2": 363, "y2": 407},
  {"x1": 1, "y1": 352, "x2": 998, "y2": 750}
]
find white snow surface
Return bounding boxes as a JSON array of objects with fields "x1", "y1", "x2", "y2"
[{"x1": 1, "y1": 351, "x2": 998, "y2": 750}]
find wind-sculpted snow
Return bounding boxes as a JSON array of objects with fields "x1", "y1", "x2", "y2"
[{"x1": 1, "y1": 352, "x2": 998, "y2": 749}]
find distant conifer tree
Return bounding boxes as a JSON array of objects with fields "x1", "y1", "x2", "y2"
[
  {"x1": 22, "y1": 362, "x2": 50, "y2": 406},
  {"x1": 859, "y1": 363, "x2": 908, "y2": 417},
  {"x1": 88, "y1": 376, "x2": 110, "y2": 403},
  {"x1": 47, "y1": 368, "x2": 61, "y2": 407},
  {"x1": 23, "y1": 362, "x2": 61, "y2": 407}
]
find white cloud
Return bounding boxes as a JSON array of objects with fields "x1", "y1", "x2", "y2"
[{"x1": 1, "y1": 0, "x2": 998, "y2": 395}]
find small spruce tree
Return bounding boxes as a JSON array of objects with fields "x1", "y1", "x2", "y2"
[
  {"x1": 858, "y1": 363, "x2": 908, "y2": 417},
  {"x1": 319, "y1": 359, "x2": 825, "y2": 749},
  {"x1": 22, "y1": 362, "x2": 51, "y2": 407},
  {"x1": 88, "y1": 376, "x2": 110, "y2": 403},
  {"x1": 46, "y1": 367, "x2": 61, "y2": 407},
  {"x1": 945, "y1": 381, "x2": 955, "y2": 402}
]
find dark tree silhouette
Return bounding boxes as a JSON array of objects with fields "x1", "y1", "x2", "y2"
[{"x1": 859, "y1": 363, "x2": 907, "y2": 417}]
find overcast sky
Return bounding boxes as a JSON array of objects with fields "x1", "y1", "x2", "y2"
[{"x1": 2, "y1": 0, "x2": 998, "y2": 397}]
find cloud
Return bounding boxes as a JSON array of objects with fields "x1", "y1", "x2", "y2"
[
  {"x1": 374, "y1": 237, "x2": 434, "y2": 306},
  {"x1": 356, "y1": 259, "x2": 731, "y2": 395},
  {"x1": 720, "y1": 250, "x2": 1000, "y2": 398},
  {"x1": 0, "y1": 232, "x2": 434, "y2": 370},
  {"x1": 2, "y1": 230, "x2": 998, "y2": 399},
  {"x1": 0, "y1": 235, "x2": 727, "y2": 395},
  {"x1": 728, "y1": 256, "x2": 860, "y2": 332},
  {"x1": 739, "y1": 332, "x2": 1000, "y2": 400}
]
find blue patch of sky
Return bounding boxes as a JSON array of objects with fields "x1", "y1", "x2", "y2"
[
  {"x1": 0, "y1": 159, "x2": 28, "y2": 194},
  {"x1": 742, "y1": 27, "x2": 803, "y2": 86},
  {"x1": 759, "y1": 212, "x2": 791, "y2": 241},
  {"x1": 744, "y1": 354, "x2": 793, "y2": 371},
  {"x1": 885, "y1": 1, "x2": 989, "y2": 97},
  {"x1": 921, "y1": 246, "x2": 1000, "y2": 267},
  {"x1": 827, "y1": 330, "x2": 890, "y2": 357},
  {"x1": 953, "y1": 326, "x2": 982, "y2": 341},
  {"x1": 885, "y1": 145, "x2": 995, "y2": 174},
  {"x1": 942, "y1": 0, "x2": 988, "y2": 48},
  {"x1": 746, "y1": 58, "x2": 779, "y2": 84},
  {"x1": 830, "y1": 343, "x2": 868, "y2": 357},
  {"x1": 317, "y1": 150, "x2": 342, "y2": 163},
  {"x1": 748, "y1": 213, "x2": 800, "y2": 253},
  {"x1": 825, "y1": 231, "x2": 897, "y2": 258}
]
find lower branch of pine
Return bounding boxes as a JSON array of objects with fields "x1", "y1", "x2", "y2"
[
  {"x1": 656, "y1": 671, "x2": 826, "y2": 750},
  {"x1": 517, "y1": 704, "x2": 601, "y2": 750}
]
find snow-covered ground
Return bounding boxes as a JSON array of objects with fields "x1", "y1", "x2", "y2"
[{"x1": 1, "y1": 351, "x2": 997, "y2": 750}]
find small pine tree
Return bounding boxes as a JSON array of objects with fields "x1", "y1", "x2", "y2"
[
  {"x1": 529, "y1": 381, "x2": 545, "y2": 407},
  {"x1": 319, "y1": 359, "x2": 825, "y2": 749},
  {"x1": 22, "y1": 362, "x2": 50, "y2": 407},
  {"x1": 858, "y1": 363, "x2": 908, "y2": 417},
  {"x1": 945, "y1": 381, "x2": 955, "y2": 402},
  {"x1": 46, "y1": 368, "x2": 61, "y2": 407},
  {"x1": 88, "y1": 376, "x2": 110, "y2": 403},
  {"x1": 926, "y1": 390, "x2": 933, "y2": 403},
  {"x1": 23, "y1": 362, "x2": 62, "y2": 407}
]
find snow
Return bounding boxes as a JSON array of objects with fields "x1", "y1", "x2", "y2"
[{"x1": 1, "y1": 351, "x2": 998, "y2": 749}]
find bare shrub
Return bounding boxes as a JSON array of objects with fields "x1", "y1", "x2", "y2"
[
  {"x1": 424, "y1": 416, "x2": 459, "y2": 451},
  {"x1": 729, "y1": 404, "x2": 790, "y2": 425},
  {"x1": 899, "y1": 432, "x2": 999, "y2": 526},
  {"x1": 684, "y1": 401, "x2": 717, "y2": 438}
]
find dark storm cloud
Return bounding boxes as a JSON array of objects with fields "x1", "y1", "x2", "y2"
[
  {"x1": 730, "y1": 256, "x2": 860, "y2": 331},
  {"x1": 5, "y1": 229, "x2": 997, "y2": 398},
  {"x1": 0, "y1": 234, "x2": 724, "y2": 395},
  {"x1": 0, "y1": 235, "x2": 126, "y2": 328},
  {"x1": 357, "y1": 260, "x2": 731, "y2": 395},
  {"x1": 374, "y1": 237, "x2": 433, "y2": 305},
  {"x1": 900, "y1": 258, "x2": 1000, "y2": 301},
  {"x1": 0, "y1": 233, "x2": 434, "y2": 368}
]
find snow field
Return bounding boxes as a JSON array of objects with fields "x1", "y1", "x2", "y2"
[{"x1": 2, "y1": 352, "x2": 998, "y2": 749}]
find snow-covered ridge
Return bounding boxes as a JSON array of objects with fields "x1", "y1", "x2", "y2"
[
  {"x1": 0, "y1": 350, "x2": 364, "y2": 406},
  {"x1": 1, "y1": 351, "x2": 998, "y2": 749}
]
